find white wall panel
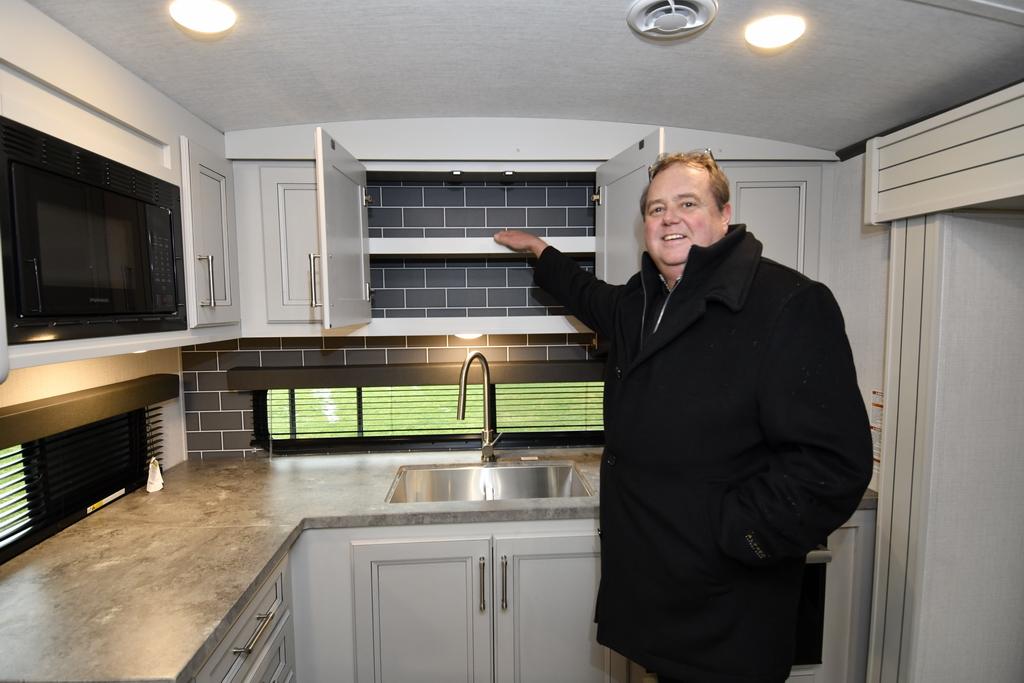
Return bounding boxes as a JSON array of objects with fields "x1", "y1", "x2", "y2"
[{"x1": 908, "y1": 212, "x2": 1024, "y2": 682}]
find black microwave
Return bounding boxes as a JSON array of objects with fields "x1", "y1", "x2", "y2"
[{"x1": 1, "y1": 117, "x2": 187, "y2": 344}]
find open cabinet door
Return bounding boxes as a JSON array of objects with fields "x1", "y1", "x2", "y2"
[
  {"x1": 594, "y1": 129, "x2": 663, "y2": 284},
  {"x1": 314, "y1": 127, "x2": 371, "y2": 329}
]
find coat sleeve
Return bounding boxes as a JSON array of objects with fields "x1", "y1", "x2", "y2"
[
  {"x1": 717, "y1": 282, "x2": 874, "y2": 566},
  {"x1": 534, "y1": 246, "x2": 625, "y2": 339}
]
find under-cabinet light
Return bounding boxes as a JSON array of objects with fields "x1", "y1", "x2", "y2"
[
  {"x1": 170, "y1": 0, "x2": 237, "y2": 33},
  {"x1": 744, "y1": 15, "x2": 805, "y2": 49},
  {"x1": 455, "y1": 333, "x2": 483, "y2": 339}
]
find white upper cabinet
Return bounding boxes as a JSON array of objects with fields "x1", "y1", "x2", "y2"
[
  {"x1": 180, "y1": 137, "x2": 240, "y2": 327},
  {"x1": 236, "y1": 133, "x2": 371, "y2": 336},
  {"x1": 314, "y1": 128, "x2": 372, "y2": 330},
  {"x1": 725, "y1": 163, "x2": 825, "y2": 280},
  {"x1": 594, "y1": 130, "x2": 662, "y2": 285},
  {"x1": 257, "y1": 163, "x2": 321, "y2": 325},
  {"x1": 595, "y1": 129, "x2": 828, "y2": 284}
]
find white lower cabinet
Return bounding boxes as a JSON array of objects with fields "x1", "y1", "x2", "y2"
[
  {"x1": 290, "y1": 518, "x2": 626, "y2": 683},
  {"x1": 491, "y1": 533, "x2": 612, "y2": 683},
  {"x1": 353, "y1": 536, "x2": 493, "y2": 683},
  {"x1": 290, "y1": 512, "x2": 874, "y2": 683},
  {"x1": 193, "y1": 554, "x2": 295, "y2": 683}
]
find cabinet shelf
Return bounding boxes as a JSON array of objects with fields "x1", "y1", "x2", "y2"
[
  {"x1": 368, "y1": 236, "x2": 595, "y2": 256},
  {"x1": 353, "y1": 315, "x2": 591, "y2": 336}
]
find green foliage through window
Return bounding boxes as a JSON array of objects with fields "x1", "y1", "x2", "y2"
[
  {"x1": 0, "y1": 445, "x2": 30, "y2": 550},
  {"x1": 265, "y1": 382, "x2": 604, "y2": 440}
]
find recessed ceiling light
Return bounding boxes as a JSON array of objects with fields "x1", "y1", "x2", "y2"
[
  {"x1": 744, "y1": 15, "x2": 805, "y2": 49},
  {"x1": 170, "y1": 0, "x2": 236, "y2": 33}
]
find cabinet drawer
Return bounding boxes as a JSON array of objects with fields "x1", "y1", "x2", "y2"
[
  {"x1": 241, "y1": 609, "x2": 294, "y2": 683},
  {"x1": 194, "y1": 556, "x2": 291, "y2": 683}
]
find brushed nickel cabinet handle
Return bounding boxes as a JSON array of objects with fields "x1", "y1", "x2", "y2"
[
  {"x1": 197, "y1": 255, "x2": 215, "y2": 307},
  {"x1": 479, "y1": 557, "x2": 486, "y2": 611},
  {"x1": 501, "y1": 555, "x2": 508, "y2": 610},
  {"x1": 232, "y1": 610, "x2": 275, "y2": 655},
  {"x1": 309, "y1": 253, "x2": 322, "y2": 308}
]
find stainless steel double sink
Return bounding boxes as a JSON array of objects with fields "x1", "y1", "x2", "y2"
[{"x1": 386, "y1": 460, "x2": 594, "y2": 503}]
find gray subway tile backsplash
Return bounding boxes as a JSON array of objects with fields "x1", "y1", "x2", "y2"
[
  {"x1": 181, "y1": 333, "x2": 599, "y2": 461},
  {"x1": 506, "y1": 187, "x2": 547, "y2": 206},
  {"x1": 370, "y1": 175, "x2": 598, "y2": 319},
  {"x1": 181, "y1": 176, "x2": 599, "y2": 461},
  {"x1": 372, "y1": 255, "x2": 593, "y2": 318}
]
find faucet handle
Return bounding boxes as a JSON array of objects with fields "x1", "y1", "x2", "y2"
[{"x1": 481, "y1": 430, "x2": 502, "y2": 462}]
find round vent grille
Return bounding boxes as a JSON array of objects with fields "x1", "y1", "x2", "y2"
[{"x1": 627, "y1": 0, "x2": 719, "y2": 39}]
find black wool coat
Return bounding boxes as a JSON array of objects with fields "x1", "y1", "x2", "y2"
[{"x1": 534, "y1": 226, "x2": 873, "y2": 683}]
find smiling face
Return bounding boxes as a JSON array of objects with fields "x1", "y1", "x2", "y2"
[{"x1": 643, "y1": 163, "x2": 732, "y2": 284}]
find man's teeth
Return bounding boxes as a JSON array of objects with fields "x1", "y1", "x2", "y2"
[{"x1": 664, "y1": 234, "x2": 684, "y2": 241}]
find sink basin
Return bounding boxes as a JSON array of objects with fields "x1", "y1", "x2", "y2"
[{"x1": 386, "y1": 461, "x2": 594, "y2": 503}]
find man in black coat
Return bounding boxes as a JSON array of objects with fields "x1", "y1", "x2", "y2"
[{"x1": 494, "y1": 152, "x2": 873, "y2": 683}]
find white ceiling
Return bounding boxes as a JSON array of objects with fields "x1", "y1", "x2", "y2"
[{"x1": 21, "y1": 0, "x2": 1024, "y2": 152}]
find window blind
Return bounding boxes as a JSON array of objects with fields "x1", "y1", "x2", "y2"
[
  {"x1": 255, "y1": 381, "x2": 603, "y2": 452},
  {"x1": 0, "y1": 408, "x2": 161, "y2": 565}
]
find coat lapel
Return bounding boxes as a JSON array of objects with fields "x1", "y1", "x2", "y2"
[{"x1": 623, "y1": 227, "x2": 762, "y2": 375}]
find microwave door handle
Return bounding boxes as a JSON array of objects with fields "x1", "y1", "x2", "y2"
[
  {"x1": 24, "y1": 258, "x2": 43, "y2": 312},
  {"x1": 122, "y1": 265, "x2": 135, "y2": 310},
  {"x1": 197, "y1": 255, "x2": 215, "y2": 307}
]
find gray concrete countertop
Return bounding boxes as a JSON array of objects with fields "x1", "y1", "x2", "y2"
[{"x1": 0, "y1": 448, "x2": 876, "y2": 683}]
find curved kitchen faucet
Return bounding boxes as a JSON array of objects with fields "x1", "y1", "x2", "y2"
[{"x1": 457, "y1": 350, "x2": 500, "y2": 462}]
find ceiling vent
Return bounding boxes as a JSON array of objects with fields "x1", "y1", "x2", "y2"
[{"x1": 627, "y1": 0, "x2": 719, "y2": 39}]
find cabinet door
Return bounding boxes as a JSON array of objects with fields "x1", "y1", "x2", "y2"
[
  {"x1": 493, "y1": 532, "x2": 612, "y2": 683},
  {"x1": 180, "y1": 137, "x2": 239, "y2": 326},
  {"x1": 259, "y1": 165, "x2": 322, "y2": 324},
  {"x1": 594, "y1": 130, "x2": 662, "y2": 285},
  {"x1": 352, "y1": 537, "x2": 493, "y2": 683},
  {"x1": 722, "y1": 164, "x2": 823, "y2": 278},
  {"x1": 596, "y1": 141, "x2": 828, "y2": 284},
  {"x1": 315, "y1": 128, "x2": 371, "y2": 329}
]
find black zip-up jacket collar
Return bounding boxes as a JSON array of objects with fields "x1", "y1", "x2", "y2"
[{"x1": 639, "y1": 224, "x2": 760, "y2": 346}]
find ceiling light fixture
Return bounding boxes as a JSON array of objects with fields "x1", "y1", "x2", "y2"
[
  {"x1": 627, "y1": 0, "x2": 719, "y2": 39},
  {"x1": 744, "y1": 15, "x2": 805, "y2": 48},
  {"x1": 169, "y1": 0, "x2": 237, "y2": 33}
]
